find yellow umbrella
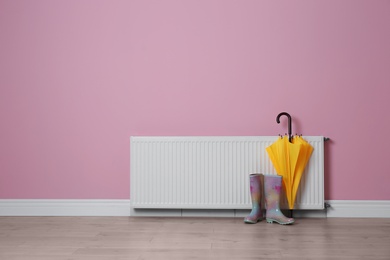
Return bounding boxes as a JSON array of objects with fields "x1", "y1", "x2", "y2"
[
  {"x1": 291, "y1": 136, "x2": 314, "y2": 208},
  {"x1": 266, "y1": 135, "x2": 313, "y2": 209}
]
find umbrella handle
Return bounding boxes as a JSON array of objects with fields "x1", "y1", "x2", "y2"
[{"x1": 276, "y1": 112, "x2": 292, "y2": 142}]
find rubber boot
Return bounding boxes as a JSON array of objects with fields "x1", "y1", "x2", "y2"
[
  {"x1": 244, "y1": 173, "x2": 263, "y2": 224},
  {"x1": 264, "y1": 175, "x2": 294, "y2": 225}
]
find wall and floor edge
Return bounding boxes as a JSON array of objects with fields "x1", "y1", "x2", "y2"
[
  {"x1": 0, "y1": 200, "x2": 131, "y2": 217},
  {"x1": 0, "y1": 200, "x2": 389, "y2": 218}
]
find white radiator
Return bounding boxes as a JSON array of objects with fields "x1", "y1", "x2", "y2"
[{"x1": 130, "y1": 136, "x2": 324, "y2": 210}]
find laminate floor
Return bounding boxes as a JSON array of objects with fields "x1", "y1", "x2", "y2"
[{"x1": 0, "y1": 216, "x2": 389, "y2": 259}]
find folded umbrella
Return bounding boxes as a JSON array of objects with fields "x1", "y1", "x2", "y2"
[
  {"x1": 266, "y1": 135, "x2": 313, "y2": 209},
  {"x1": 291, "y1": 136, "x2": 314, "y2": 209}
]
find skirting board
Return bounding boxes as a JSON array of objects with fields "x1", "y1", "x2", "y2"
[
  {"x1": 0, "y1": 200, "x2": 131, "y2": 216},
  {"x1": 0, "y1": 200, "x2": 389, "y2": 218},
  {"x1": 326, "y1": 200, "x2": 390, "y2": 218},
  {"x1": 130, "y1": 208, "x2": 327, "y2": 218}
]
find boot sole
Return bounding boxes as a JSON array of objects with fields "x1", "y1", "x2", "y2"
[
  {"x1": 266, "y1": 218, "x2": 294, "y2": 225},
  {"x1": 244, "y1": 218, "x2": 262, "y2": 224}
]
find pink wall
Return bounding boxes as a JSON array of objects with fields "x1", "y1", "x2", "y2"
[{"x1": 1, "y1": 0, "x2": 389, "y2": 200}]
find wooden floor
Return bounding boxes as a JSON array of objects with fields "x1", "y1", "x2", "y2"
[{"x1": 0, "y1": 217, "x2": 389, "y2": 259}]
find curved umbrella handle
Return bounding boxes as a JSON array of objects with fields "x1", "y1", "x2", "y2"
[{"x1": 276, "y1": 112, "x2": 292, "y2": 142}]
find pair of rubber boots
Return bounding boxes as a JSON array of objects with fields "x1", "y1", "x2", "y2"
[{"x1": 244, "y1": 173, "x2": 294, "y2": 225}]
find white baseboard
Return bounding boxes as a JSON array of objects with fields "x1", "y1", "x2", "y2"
[
  {"x1": 130, "y1": 208, "x2": 327, "y2": 218},
  {"x1": 0, "y1": 199, "x2": 131, "y2": 216},
  {"x1": 326, "y1": 200, "x2": 390, "y2": 218},
  {"x1": 0, "y1": 200, "x2": 389, "y2": 218}
]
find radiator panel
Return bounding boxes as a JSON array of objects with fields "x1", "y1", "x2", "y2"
[{"x1": 130, "y1": 136, "x2": 324, "y2": 210}]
